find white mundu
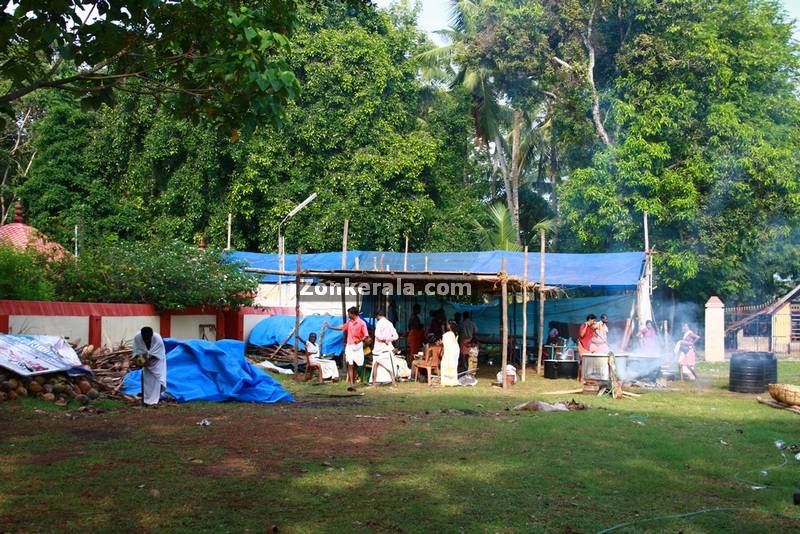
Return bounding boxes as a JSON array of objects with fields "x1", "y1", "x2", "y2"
[{"x1": 133, "y1": 332, "x2": 167, "y2": 405}]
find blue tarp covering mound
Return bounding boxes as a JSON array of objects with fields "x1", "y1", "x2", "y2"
[
  {"x1": 247, "y1": 315, "x2": 298, "y2": 347},
  {"x1": 122, "y1": 339, "x2": 294, "y2": 403},
  {"x1": 248, "y1": 314, "x2": 345, "y2": 356}
]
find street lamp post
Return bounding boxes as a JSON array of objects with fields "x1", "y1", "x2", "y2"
[{"x1": 277, "y1": 193, "x2": 317, "y2": 304}]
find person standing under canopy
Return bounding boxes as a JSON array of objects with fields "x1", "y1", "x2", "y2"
[
  {"x1": 592, "y1": 313, "x2": 610, "y2": 354},
  {"x1": 133, "y1": 326, "x2": 167, "y2": 407},
  {"x1": 638, "y1": 320, "x2": 658, "y2": 352},
  {"x1": 325, "y1": 307, "x2": 369, "y2": 388},
  {"x1": 406, "y1": 304, "x2": 425, "y2": 365},
  {"x1": 458, "y1": 311, "x2": 478, "y2": 371},
  {"x1": 440, "y1": 320, "x2": 460, "y2": 386},
  {"x1": 577, "y1": 314, "x2": 597, "y2": 383},
  {"x1": 372, "y1": 311, "x2": 410, "y2": 383}
]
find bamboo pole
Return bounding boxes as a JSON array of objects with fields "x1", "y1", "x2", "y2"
[
  {"x1": 341, "y1": 281, "x2": 347, "y2": 371},
  {"x1": 341, "y1": 219, "x2": 349, "y2": 269},
  {"x1": 226, "y1": 212, "x2": 232, "y2": 250},
  {"x1": 501, "y1": 256, "x2": 508, "y2": 390},
  {"x1": 294, "y1": 250, "x2": 302, "y2": 374},
  {"x1": 537, "y1": 228, "x2": 546, "y2": 376},
  {"x1": 403, "y1": 236, "x2": 409, "y2": 271},
  {"x1": 522, "y1": 245, "x2": 528, "y2": 382}
]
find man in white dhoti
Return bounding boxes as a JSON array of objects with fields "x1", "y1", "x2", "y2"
[
  {"x1": 371, "y1": 311, "x2": 410, "y2": 383},
  {"x1": 132, "y1": 327, "x2": 167, "y2": 406},
  {"x1": 301, "y1": 332, "x2": 339, "y2": 381}
]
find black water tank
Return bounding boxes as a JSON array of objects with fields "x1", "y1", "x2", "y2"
[{"x1": 729, "y1": 352, "x2": 777, "y2": 393}]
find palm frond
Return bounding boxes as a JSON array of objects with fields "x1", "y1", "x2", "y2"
[{"x1": 473, "y1": 203, "x2": 522, "y2": 251}]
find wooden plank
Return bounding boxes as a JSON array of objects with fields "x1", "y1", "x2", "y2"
[
  {"x1": 294, "y1": 251, "x2": 302, "y2": 374},
  {"x1": 501, "y1": 256, "x2": 508, "y2": 390},
  {"x1": 522, "y1": 245, "x2": 528, "y2": 382}
]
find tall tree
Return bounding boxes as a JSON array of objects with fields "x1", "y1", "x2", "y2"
[
  {"x1": 0, "y1": 0, "x2": 312, "y2": 131},
  {"x1": 559, "y1": 0, "x2": 800, "y2": 302}
]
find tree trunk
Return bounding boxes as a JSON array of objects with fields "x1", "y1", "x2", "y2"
[
  {"x1": 585, "y1": 0, "x2": 612, "y2": 146},
  {"x1": 509, "y1": 110, "x2": 523, "y2": 245}
]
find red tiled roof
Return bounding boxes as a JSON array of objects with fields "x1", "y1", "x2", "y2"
[{"x1": 0, "y1": 223, "x2": 68, "y2": 260}]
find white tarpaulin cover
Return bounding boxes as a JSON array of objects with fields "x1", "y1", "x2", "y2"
[{"x1": 0, "y1": 334, "x2": 82, "y2": 376}]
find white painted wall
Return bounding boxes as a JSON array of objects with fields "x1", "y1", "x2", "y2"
[
  {"x1": 102, "y1": 316, "x2": 160, "y2": 347},
  {"x1": 9, "y1": 316, "x2": 89, "y2": 345},
  {"x1": 254, "y1": 283, "x2": 357, "y2": 316},
  {"x1": 170, "y1": 314, "x2": 217, "y2": 340},
  {"x1": 243, "y1": 314, "x2": 267, "y2": 342}
]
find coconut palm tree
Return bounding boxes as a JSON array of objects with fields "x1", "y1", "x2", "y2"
[{"x1": 473, "y1": 203, "x2": 522, "y2": 251}]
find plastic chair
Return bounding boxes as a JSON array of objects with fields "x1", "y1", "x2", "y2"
[{"x1": 412, "y1": 345, "x2": 442, "y2": 384}]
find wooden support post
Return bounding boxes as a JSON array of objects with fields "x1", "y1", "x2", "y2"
[
  {"x1": 341, "y1": 282, "x2": 347, "y2": 371},
  {"x1": 537, "y1": 229, "x2": 546, "y2": 376},
  {"x1": 294, "y1": 250, "x2": 302, "y2": 374},
  {"x1": 226, "y1": 212, "x2": 232, "y2": 250},
  {"x1": 403, "y1": 236, "x2": 409, "y2": 272},
  {"x1": 341, "y1": 219, "x2": 349, "y2": 269},
  {"x1": 501, "y1": 256, "x2": 509, "y2": 390},
  {"x1": 522, "y1": 246, "x2": 528, "y2": 382}
]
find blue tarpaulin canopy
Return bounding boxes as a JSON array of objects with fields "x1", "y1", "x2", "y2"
[
  {"x1": 228, "y1": 250, "x2": 645, "y2": 288},
  {"x1": 122, "y1": 339, "x2": 294, "y2": 403}
]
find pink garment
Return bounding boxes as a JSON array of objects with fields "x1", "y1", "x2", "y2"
[
  {"x1": 639, "y1": 326, "x2": 658, "y2": 352},
  {"x1": 679, "y1": 330, "x2": 700, "y2": 367},
  {"x1": 342, "y1": 317, "x2": 368, "y2": 345}
]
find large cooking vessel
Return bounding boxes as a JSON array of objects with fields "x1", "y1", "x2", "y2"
[{"x1": 582, "y1": 353, "x2": 662, "y2": 382}]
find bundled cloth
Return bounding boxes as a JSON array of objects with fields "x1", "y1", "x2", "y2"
[
  {"x1": 496, "y1": 364, "x2": 518, "y2": 384},
  {"x1": 123, "y1": 339, "x2": 293, "y2": 403}
]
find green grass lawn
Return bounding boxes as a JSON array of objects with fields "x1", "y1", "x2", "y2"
[{"x1": 2, "y1": 362, "x2": 800, "y2": 533}]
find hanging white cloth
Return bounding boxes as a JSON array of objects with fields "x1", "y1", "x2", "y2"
[{"x1": 133, "y1": 332, "x2": 167, "y2": 405}]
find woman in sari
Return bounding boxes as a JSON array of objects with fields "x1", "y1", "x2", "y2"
[
  {"x1": 440, "y1": 320, "x2": 460, "y2": 386},
  {"x1": 676, "y1": 323, "x2": 700, "y2": 380}
]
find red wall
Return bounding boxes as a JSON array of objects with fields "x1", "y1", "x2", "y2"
[{"x1": 0, "y1": 300, "x2": 292, "y2": 344}]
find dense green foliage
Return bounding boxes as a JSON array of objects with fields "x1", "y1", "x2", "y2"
[
  {"x1": 0, "y1": 242, "x2": 257, "y2": 310},
  {"x1": 0, "y1": 0, "x2": 310, "y2": 131},
  {"x1": 49, "y1": 241, "x2": 258, "y2": 310},
  {"x1": 3, "y1": 0, "x2": 800, "y2": 305},
  {"x1": 0, "y1": 245, "x2": 55, "y2": 300}
]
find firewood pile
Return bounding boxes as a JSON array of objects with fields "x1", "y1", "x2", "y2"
[
  {"x1": 0, "y1": 344, "x2": 143, "y2": 405},
  {"x1": 246, "y1": 344, "x2": 303, "y2": 365}
]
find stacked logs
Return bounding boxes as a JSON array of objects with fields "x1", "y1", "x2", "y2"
[{"x1": 0, "y1": 344, "x2": 144, "y2": 404}]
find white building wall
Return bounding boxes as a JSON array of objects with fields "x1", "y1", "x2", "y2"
[
  {"x1": 9, "y1": 315, "x2": 89, "y2": 345},
  {"x1": 102, "y1": 316, "x2": 160, "y2": 347},
  {"x1": 254, "y1": 283, "x2": 357, "y2": 316},
  {"x1": 170, "y1": 315, "x2": 217, "y2": 340}
]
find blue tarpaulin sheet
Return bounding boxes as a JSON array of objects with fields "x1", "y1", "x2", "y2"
[
  {"x1": 248, "y1": 314, "x2": 346, "y2": 355},
  {"x1": 122, "y1": 339, "x2": 293, "y2": 403},
  {"x1": 227, "y1": 250, "x2": 645, "y2": 288},
  {"x1": 247, "y1": 315, "x2": 299, "y2": 347}
]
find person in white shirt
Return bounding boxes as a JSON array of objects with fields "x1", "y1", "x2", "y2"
[
  {"x1": 371, "y1": 310, "x2": 410, "y2": 383},
  {"x1": 132, "y1": 327, "x2": 167, "y2": 406},
  {"x1": 301, "y1": 332, "x2": 339, "y2": 381}
]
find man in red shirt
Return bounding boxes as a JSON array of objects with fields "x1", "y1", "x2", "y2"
[
  {"x1": 577, "y1": 314, "x2": 597, "y2": 383},
  {"x1": 325, "y1": 306, "x2": 369, "y2": 388}
]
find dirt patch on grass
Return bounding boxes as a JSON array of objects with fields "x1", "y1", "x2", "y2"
[{"x1": 21, "y1": 450, "x2": 82, "y2": 465}]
